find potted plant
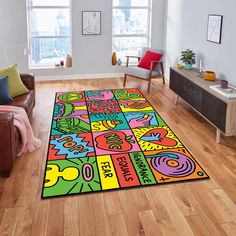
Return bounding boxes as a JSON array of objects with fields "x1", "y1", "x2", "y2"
[{"x1": 180, "y1": 49, "x2": 196, "y2": 70}]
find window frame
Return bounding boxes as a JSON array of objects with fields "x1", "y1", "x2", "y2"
[
  {"x1": 112, "y1": 0, "x2": 152, "y2": 63},
  {"x1": 26, "y1": 0, "x2": 72, "y2": 69}
]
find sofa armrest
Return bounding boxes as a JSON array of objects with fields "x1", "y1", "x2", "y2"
[
  {"x1": 0, "y1": 112, "x2": 16, "y2": 177},
  {"x1": 20, "y1": 73, "x2": 35, "y2": 91}
]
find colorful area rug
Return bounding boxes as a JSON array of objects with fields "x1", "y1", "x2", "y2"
[{"x1": 42, "y1": 88, "x2": 208, "y2": 198}]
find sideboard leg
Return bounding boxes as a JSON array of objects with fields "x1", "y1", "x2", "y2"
[
  {"x1": 175, "y1": 95, "x2": 179, "y2": 105},
  {"x1": 216, "y1": 129, "x2": 221, "y2": 143}
]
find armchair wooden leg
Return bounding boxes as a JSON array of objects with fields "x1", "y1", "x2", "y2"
[
  {"x1": 162, "y1": 76, "x2": 165, "y2": 85},
  {"x1": 123, "y1": 74, "x2": 127, "y2": 87},
  {"x1": 147, "y1": 79, "x2": 151, "y2": 93}
]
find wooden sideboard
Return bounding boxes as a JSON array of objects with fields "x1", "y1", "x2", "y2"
[{"x1": 169, "y1": 67, "x2": 236, "y2": 143}]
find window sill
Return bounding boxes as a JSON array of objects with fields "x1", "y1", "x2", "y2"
[
  {"x1": 112, "y1": 64, "x2": 125, "y2": 67},
  {"x1": 29, "y1": 66, "x2": 72, "y2": 70}
]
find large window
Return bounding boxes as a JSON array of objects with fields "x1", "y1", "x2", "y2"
[
  {"x1": 27, "y1": 0, "x2": 71, "y2": 68},
  {"x1": 112, "y1": 0, "x2": 151, "y2": 63}
]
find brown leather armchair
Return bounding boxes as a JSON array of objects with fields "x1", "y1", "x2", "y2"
[{"x1": 0, "y1": 73, "x2": 35, "y2": 177}]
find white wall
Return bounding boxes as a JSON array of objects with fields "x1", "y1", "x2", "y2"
[
  {"x1": 0, "y1": 0, "x2": 28, "y2": 71},
  {"x1": 0, "y1": 0, "x2": 165, "y2": 79},
  {"x1": 151, "y1": 0, "x2": 164, "y2": 49},
  {"x1": 164, "y1": 0, "x2": 236, "y2": 86}
]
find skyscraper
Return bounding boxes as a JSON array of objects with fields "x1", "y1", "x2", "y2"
[{"x1": 120, "y1": 0, "x2": 131, "y2": 21}]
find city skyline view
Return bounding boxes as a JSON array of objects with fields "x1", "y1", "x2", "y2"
[{"x1": 28, "y1": 0, "x2": 150, "y2": 67}]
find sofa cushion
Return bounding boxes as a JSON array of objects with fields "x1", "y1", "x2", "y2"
[
  {"x1": 124, "y1": 67, "x2": 159, "y2": 79},
  {"x1": 0, "y1": 76, "x2": 13, "y2": 105},
  {"x1": 0, "y1": 64, "x2": 29, "y2": 97},
  {"x1": 8, "y1": 90, "x2": 35, "y2": 115}
]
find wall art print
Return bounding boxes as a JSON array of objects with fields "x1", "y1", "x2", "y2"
[
  {"x1": 207, "y1": 14, "x2": 223, "y2": 44},
  {"x1": 82, "y1": 11, "x2": 101, "y2": 35}
]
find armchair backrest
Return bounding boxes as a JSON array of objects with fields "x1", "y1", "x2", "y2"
[{"x1": 141, "y1": 47, "x2": 164, "y2": 72}]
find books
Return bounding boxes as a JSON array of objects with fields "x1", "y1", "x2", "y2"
[{"x1": 210, "y1": 84, "x2": 236, "y2": 99}]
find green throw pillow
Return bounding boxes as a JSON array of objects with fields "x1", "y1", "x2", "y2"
[{"x1": 0, "y1": 64, "x2": 29, "y2": 97}]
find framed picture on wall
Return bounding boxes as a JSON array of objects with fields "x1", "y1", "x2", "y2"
[
  {"x1": 82, "y1": 11, "x2": 101, "y2": 35},
  {"x1": 207, "y1": 14, "x2": 223, "y2": 44}
]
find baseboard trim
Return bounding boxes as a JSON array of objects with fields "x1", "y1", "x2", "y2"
[{"x1": 37, "y1": 73, "x2": 124, "y2": 81}]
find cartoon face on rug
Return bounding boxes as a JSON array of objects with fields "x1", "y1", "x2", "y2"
[
  {"x1": 45, "y1": 164, "x2": 79, "y2": 188},
  {"x1": 57, "y1": 92, "x2": 85, "y2": 103},
  {"x1": 54, "y1": 102, "x2": 87, "y2": 118},
  {"x1": 85, "y1": 90, "x2": 115, "y2": 101},
  {"x1": 43, "y1": 157, "x2": 101, "y2": 196},
  {"x1": 124, "y1": 112, "x2": 166, "y2": 128},
  {"x1": 113, "y1": 88, "x2": 143, "y2": 100}
]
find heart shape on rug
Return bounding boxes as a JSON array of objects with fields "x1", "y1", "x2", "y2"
[{"x1": 140, "y1": 128, "x2": 177, "y2": 147}]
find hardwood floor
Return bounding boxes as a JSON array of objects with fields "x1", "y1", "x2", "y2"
[{"x1": 0, "y1": 77, "x2": 235, "y2": 236}]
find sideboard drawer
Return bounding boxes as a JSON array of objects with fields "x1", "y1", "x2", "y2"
[
  {"x1": 169, "y1": 69, "x2": 183, "y2": 96},
  {"x1": 201, "y1": 90, "x2": 227, "y2": 132},
  {"x1": 182, "y1": 78, "x2": 202, "y2": 112}
]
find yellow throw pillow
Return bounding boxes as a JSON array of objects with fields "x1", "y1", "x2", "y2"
[{"x1": 0, "y1": 64, "x2": 29, "y2": 97}]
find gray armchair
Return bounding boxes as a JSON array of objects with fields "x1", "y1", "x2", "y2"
[{"x1": 123, "y1": 48, "x2": 165, "y2": 93}]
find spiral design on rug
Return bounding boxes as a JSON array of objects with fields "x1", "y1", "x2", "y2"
[{"x1": 151, "y1": 152, "x2": 196, "y2": 177}]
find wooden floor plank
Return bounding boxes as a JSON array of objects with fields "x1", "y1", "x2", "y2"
[
  {"x1": 0, "y1": 207, "x2": 22, "y2": 236},
  {"x1": 109, "y1": 214, "x2": 129, "y2": 236},
  {"x1": 187, "y1": 184, "x2": 227, "y2": 235},
  {"x1": 64, "y1": 197, "x2": 79, "y2": 236},
  {"x1": 221, "y1": 221, "x2": 236, "y2": 235},
  {"x1": 144, "y1": 187, "x2": 171, "y2": 221},
  {"x1": 191, "y1": 183, "x2": 233, "y2": 224},
  {"x1": 212, "y1": 189, "x2": 236, "y2": 221},
  {"x1": 159, "y1": 188, "x2": 194, "y2": 236},
  {"x1": 30, "y1": 191, "x2": 50, "y2": 236},
  {"x1": 139, "y1": 210, "x2": 163, "y2": 236},
  {"x1": 14, "y1": 207, "x2": 33, "y2": 236},
  {"x1": 156, "y1": 219, "x2": 179, "y2": 236},
  {"x1": 47, "y1": 199, "x2": 64, "y2": 236},
  {"x1": 170, "y1": 185, "x2": 196, "y2": 217},
  {"x1": 185, "y1": 215, "x2": 211, "y2": 236},
  {"x1": 78, "y1": 195, "x2": 96, "y2": 236},
  {"x1": 118, "y1": 190, "x2": 146, "y2": 236},
  {"x1": 92, "y1": 194, "x2": 111, "y2": 236},
  {"x1": 103, "y1": 192, "x2": 123, "y2": 216}
]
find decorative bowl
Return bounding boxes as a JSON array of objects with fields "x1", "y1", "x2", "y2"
[{"x1": 204, "y1": 71, "x2": 216, "y2": 81}]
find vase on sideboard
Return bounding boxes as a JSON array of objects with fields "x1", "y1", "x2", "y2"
[
  {"x1": 112, "y1": 52, "x2": 117, "y2": 65},
  {"x1": 184, "y1": 64, "x2": 192, "y2": 70}
]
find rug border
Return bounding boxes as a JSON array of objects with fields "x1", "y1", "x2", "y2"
[
  {"x1": 41, "y1": 88, "x2": 209, "y2": 199},
  {"x1": 41, "y1": 92, "x2": 58, "y2": 199}
]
